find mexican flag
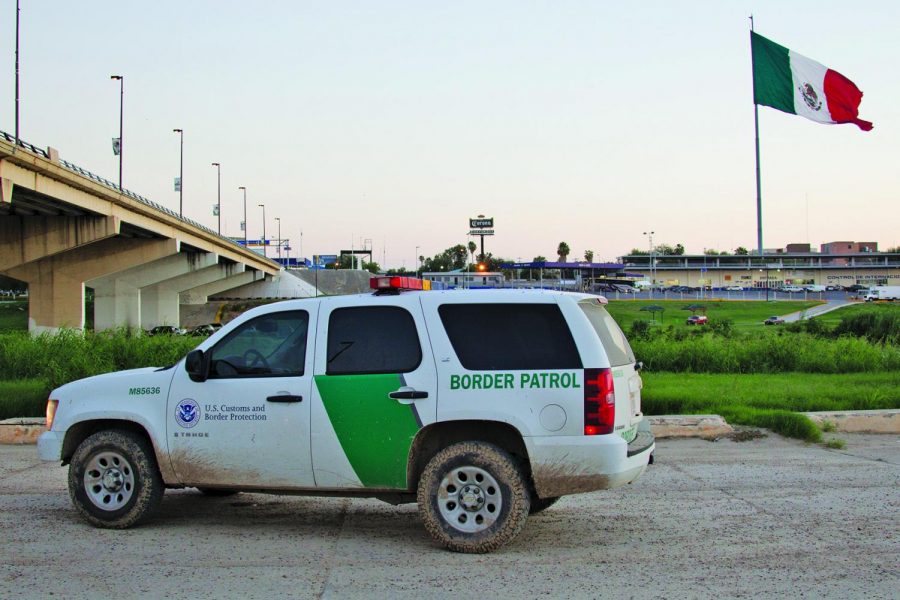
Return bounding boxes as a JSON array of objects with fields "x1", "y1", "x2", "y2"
[{"x1": 751, "y1": 32, "x2": 873, "y2": 131}]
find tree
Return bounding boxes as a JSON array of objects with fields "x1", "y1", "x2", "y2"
[
  {"x1": 467, "y1": 241, "x2": 477, "y2": 266},
  {"x1": 533, "y1": 255, "x2": 547, "y2": 263},
  {"x1": 734, "y1": 246, "x2": 749, "y2": 255},
  {"x1": 673, "y1": 243, "x2": 685, "y2": 256},
  {"x1": 557, "y1": 242, "x2": 570, "y2": 262},
  {"x1": 628, "y1": 248, "x2": 649, "y2": 256},
  {"x1": 584, "y1": 250, "x2": 594, "y2": 263},
  {"x1": 421, "y1": 244, "x2": 469, "y2": 273}
]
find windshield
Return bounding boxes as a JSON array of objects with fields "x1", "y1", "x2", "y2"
[{"x1": 578, "y1": 300, "x2": 636, "y2": 367}]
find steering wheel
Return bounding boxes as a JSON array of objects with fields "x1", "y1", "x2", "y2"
[{"x1": 243, "y1": 349, "x2": 270, "y2": 371}]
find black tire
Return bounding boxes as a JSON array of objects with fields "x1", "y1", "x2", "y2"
[
  {"x1": 529, "y1": 495, "x2": 561, "y2": 515},
  {"x1": 417, "y1": 441, "x2": 530, "y2": 553},
  {"x1": 196, "y1": 487, "x2": 240, "y2": 497},
  {"x1": 68, "y1": 429, "x2": 164, "y2": 529}
]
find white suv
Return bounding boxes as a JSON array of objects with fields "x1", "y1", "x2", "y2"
[{"x1": 39, "y1": 278, "x2": 654, "y2": 553}]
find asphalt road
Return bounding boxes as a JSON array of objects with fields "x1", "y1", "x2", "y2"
[{"x1": 2, "y1": 434, "x2": 897, "y2": 599}]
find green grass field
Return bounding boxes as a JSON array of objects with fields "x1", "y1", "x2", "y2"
[
  {"x1": 641, "y1": 371, "x2": 899, "y2": 442},
  {"x1": 605, "y1": 299, "x2": 823, "y2": 331},
  {"x1": 0, "y1": 302, "x2": 28, "y2": 331},
  {"x1": 806, "y1": 301, "x2": 897, "y2": 327}
]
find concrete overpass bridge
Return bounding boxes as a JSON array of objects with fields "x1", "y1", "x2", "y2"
[{"x1": 0, "y1": 131, "x2": 280, "y2": 333}]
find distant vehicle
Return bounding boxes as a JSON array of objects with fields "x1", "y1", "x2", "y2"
[
  {"x1": 825, "y1": 285, "x2": 841, "y2": 291},
  {"x1": 844, "y1": 284, "x2": 869, "y2": 293},
  {"x1": 668, "y1": 285, "x2": 696, "y2": 293},
  {"x1": 147, "y1": 325, "x2": 185, "y2": 336},
  {"x1": 763, "y1": 316, "x2": 785, "y2": 325},
  {"x1": 804, "y1": 285, "x2": 826, "y2": 293},
  {"x1": 633, "y1": 281, "x2": 653, "y2": 290},
  {"x1": 863, "y1": 286, "x2": 900, "y2": 302},
  {"x1": 686, "y1": 315, "x2": 708, "y2": 325},
  {"x1": 782, "y1": 286, "x2": 805, "y2": 293},
  {"x1": 723, "y1": 285, "x2": 743, "y2": 291},
  {"x1": 189, "y1": 323, "x2": 223, "y2": 336}
]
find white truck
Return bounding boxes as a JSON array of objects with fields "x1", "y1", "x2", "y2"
[
  {"x1": 863, "y1": 286, "x2": 900, "y2": 301},
  {"x1": 38, "y1": 277, "x2": 654, "y2": 553}
]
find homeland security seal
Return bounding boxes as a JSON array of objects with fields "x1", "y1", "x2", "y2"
[
  {"x1": 798, "y1": 83, "x2": 822, "y2": 111},
  {"x1": 175, "y1": 398, "x2": 201, "y2": 428}
]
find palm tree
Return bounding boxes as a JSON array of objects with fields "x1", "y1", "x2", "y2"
[
  {"x1": 557, "y1": 242, "x2": 570, "y2": 262},
  {"x1": 584, "y1": 250, "x2": 594, "y2": 263},
  {"x1": 467, "y1": 241, "x2": 477, "y2": 269}
]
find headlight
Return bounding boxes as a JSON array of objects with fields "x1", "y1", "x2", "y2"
[{"x1": 46, "y1": 399, "x2": 59, "y2": 430}]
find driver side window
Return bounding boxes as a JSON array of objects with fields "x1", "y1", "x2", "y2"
[{"x1": 207, "y1": 311, "x2": 309, "y2": 379}]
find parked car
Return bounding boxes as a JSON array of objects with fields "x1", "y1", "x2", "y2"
[
  {"x1": 763, "y1": 316, "x2": 785, "y2": 325},
  {"x1": 844, "y1": 284, "x2": 868, "y2": 293},
  {"x1": 782, "y1": 286, "x2": 805, "y2": 293},
  {"x1": 825, "y1": 285, "x2": 841, "y2": 291},
  {"x1": 686, "y1": 315, "x2": 708, "y2": 325},
  {"x1": 723, "y1": 285, "x2": 743, "y2": 291},
  {"x1": 189, "y1": 323, "x2": 223, "y2": 336},
  {"x1": 147, "y1": 325, "x2": 185, "y2": 336}
]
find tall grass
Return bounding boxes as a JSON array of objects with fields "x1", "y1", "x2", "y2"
[
  {"x1": 0, "y1": 329, "x2": 200, "y2": 389},
  {"x1": 631, "y1": 333, "x2": 900, "y2": 373},
  {"x1": 0, "y1": 379, "x2": 49, "y2": 420}
]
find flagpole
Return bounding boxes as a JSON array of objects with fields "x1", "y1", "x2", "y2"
[{"x1": 750, "y1": 15, "x2": 763, "y2": 257}]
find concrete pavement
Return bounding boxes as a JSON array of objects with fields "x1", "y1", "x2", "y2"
[{"x1": 1, "y1": 434, "x2": 897, "y2": 599}]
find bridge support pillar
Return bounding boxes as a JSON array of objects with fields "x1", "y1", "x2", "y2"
[
  {"x1": 140, "y1": 263, "x2": 250, "y2": 329},
  {"x1": 180, "y1": 268, "x2": 263, "y2": 305},
  {"x1": 88, "y1": 252, "x2": 218, "y2": 331},
  {"x1": 5, "y1": 238, "x2": 179, "y2": 333}
]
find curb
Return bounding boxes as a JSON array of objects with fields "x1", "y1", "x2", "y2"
[
  {"x1": 2, "y1": 411, "x2": 898, "y2": 446},
  {"x1": 804, "y1": 410, "x2": 900, "y2": 434},
  {"x1": 0, "y1": 418, "x2": 45, "y2": 445},
  {"x1": 648, "y1": 415, "x2": 733, "y2": 439}
]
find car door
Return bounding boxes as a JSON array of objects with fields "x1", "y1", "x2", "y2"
[
  {"x1": 310, "y1": 295, "x2": 437, "y2": 490},
  {"x1": 166, "y1": 307, "x2": 317, "y2": 489}
]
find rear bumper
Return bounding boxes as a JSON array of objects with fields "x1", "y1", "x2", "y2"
[
  {"x1": 37, "y1": 430, "x2": 64, "y2": 462},
  {"x1": 525, "y1": 422, "x2": 654, "y2": 499}
]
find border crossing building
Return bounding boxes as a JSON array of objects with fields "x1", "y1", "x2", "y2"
[{"x1": 619, "y1": 242, "x2": 900, "y2": 289}]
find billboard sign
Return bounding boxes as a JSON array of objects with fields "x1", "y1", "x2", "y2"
[{"x1": 470, "y1": 217, "x2": 493, "y2": 229}]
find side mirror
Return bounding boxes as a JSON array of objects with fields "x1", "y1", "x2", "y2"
[
  {"x1": 185, "y1": 349, "x2": 209, "y2": 382},
  {"x1": 634, "y1": 361, "x2": 643, "y2": 372}
]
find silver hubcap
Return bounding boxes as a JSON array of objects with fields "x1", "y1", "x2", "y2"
[
  {"x1": 83, "y1": 451, "x2": 135, "y2": 511},
  {"x1": 438, "y1": 466, "x2": 502, "y2": 533}
]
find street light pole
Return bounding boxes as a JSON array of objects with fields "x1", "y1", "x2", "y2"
[
  {"x1": 211, "y1": 163, "x2": 221, "y2": 235},
  {"x1": 643, "y1": 230, "x2": 655, "y2": 298},
  {"x1": 15, "y1": 0, "x2": 20, "y2": 146},
  {"x1": 173, "y1": 129, "x2": 183, "y2": 216},
  {"x1": 110, "y1": 75, "x2": 124, "y2": 188},
  {"x1": 238, "y1": 186, "x2": 247, "y2": 245},
  {"x1": 258, "y1": 204, "x2": 266, "y2": 258},
  {"x1": 275, "y1": 217, "x2": 281, "y2": 259},
  {"x1": 415, "y1": 246, "x2": 420, "y2": 276}
]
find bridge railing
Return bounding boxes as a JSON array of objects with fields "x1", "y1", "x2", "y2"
[{"x1": 1, "y1": 130, "x2": 260, "y2": 258}]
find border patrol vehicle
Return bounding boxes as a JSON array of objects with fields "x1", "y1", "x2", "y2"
[{"x1": 39, "y1": 276, "x2": 654, "y2": 553}]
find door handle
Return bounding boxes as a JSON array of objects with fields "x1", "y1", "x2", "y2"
[
  {"x1": 389, "y1": 389, "x2": 428, "y2": 400},
  {"x1": 267, "y1": 394, "x2": 303, "y2": 403}
]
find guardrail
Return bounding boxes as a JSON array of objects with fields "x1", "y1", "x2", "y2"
[{"x1": 1, "y1": 130, "x2": 262, "y2": 259}]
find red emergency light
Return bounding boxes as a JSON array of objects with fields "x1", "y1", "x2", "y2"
[{"x1": 369, "y1": 276, "x2": 430, "y2": 292}]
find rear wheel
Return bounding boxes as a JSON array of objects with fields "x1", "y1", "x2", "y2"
[
  {"x1": 417, "y1": 441, "x2": 530, "y2": 553},
  {"x1": 68, "y1": 429, "x2": 164, "y2": 528}
]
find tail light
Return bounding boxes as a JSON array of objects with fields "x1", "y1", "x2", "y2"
[
  {"x1": 46, "y1": 399, "x2": 59, "y2": 430},
  {"x1": 584, "y1": 368, "x2": 615, "y2": 435}
]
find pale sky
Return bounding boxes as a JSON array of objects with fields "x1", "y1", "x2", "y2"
[{"x1": 3, "y1": 1, "x2": 898, "y2": 268}]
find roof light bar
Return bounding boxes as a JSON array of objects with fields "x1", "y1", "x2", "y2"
[{"x1": 370, "y1": 276, "x2": 431, "y2": 292}]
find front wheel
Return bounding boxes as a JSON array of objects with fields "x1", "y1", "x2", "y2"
[
  {"x1": 68, "y1": 429, "x2": 164, "y2": 528},
  {"x1": 417, "y1": 441, "x2": 530, "y2": 553}
]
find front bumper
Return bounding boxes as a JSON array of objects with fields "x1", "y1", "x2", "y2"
[
  {"x1": 37, "y1": 430, "x2": 64, "y2": 462},
  {"x1": 525, "y1": 421, "x2": 654, "y2": 499}
]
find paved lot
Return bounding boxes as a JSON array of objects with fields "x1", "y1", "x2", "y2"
[{"x1": 2, "y1": 434, "x2": 897, "y2": 599}]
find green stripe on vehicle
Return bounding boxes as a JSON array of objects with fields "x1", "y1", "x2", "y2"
[{"x1": 314, "y1": 374, "x2": 420, "y2": 489}]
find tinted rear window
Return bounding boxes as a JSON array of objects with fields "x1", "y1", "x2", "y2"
[
  {"x1": 578, "y1": 301, "x2": 635, "y2": 367},
  {"x1": 438, "y1": 303, "x2": 582, "y2": 370}
]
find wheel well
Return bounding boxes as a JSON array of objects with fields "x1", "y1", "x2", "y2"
[
  {"x1": 408, "y1": 420, "x2": 531, "y2": 490},
  {"x1": 61, "y1": 419, "x2": 153, "y2": 464}
]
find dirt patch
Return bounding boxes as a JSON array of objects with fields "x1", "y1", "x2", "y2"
[{"x1": 705, "y1": 428, "x2": 768, "y2": 443}]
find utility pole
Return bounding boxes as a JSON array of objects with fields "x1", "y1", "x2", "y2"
[
  {"x1": 211, "y1": 163, "x2": 221, "y2": 235},
  {"x1": 238, "y1": 187, "x2": 247, "y2": 245},
  {"x1": 110, "y1": 75, "x2": 124, "y2": 188},
  {"x1": 15, "y1": 0, "x2": 20, "y2": 146},
  {"x1": 173, "y1": 129, "x2": 183, "y2": 216}
]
